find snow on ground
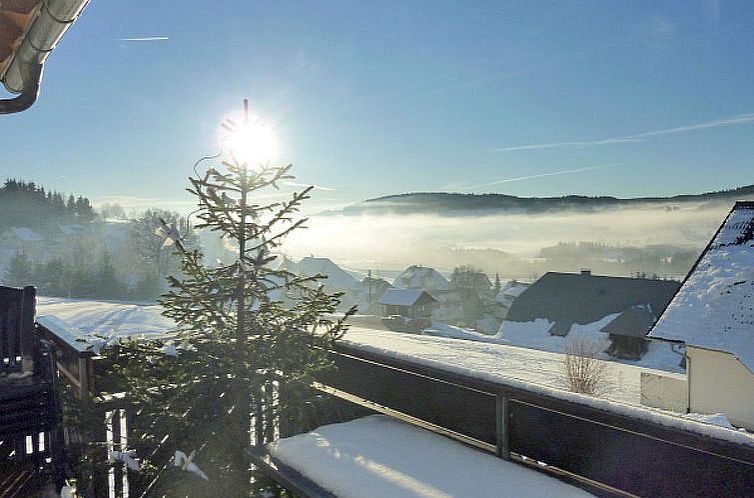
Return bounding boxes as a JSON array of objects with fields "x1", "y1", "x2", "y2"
[
  {"x1": 422, "y1": 322, "x2": 494, "y2": 341},
  {"x1": 342, "y1": 327, "x2": 754, "y2": 446},
  {"x1": 496, "y1": 317, "x2": 684, "y2": 373},
  {"x1": 37, "y1": 296, "x2": 175, "y2": 337},
  {"x1": 269, "y1": 415, "x2": 592, "y2": 498},
  {"x1": 345, "y1": 326, "x2": 641, "y2": 405}
]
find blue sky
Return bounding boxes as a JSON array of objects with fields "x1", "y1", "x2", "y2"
[{"x1": 1, "y1": 0, "x2": 753, "y2": 213}]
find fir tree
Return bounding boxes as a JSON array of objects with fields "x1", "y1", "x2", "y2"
[
  {"x1": 3, "y1": 250, "x2": 33, "y2": 287},
  {"x1": 88, "y1": 101, "x2": 354, "y2": 496}
]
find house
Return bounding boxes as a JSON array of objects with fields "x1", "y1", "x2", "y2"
[
  {"x1": 377, "y1": 289, "x2": 437, "y2": 319},
  {"x1": 601, "y1": 305, "x2": 656, "y2": 360},
  {"x1": 392, "y1": 265, "x2": 451, "y2": 291},
  {"x1": 496, "y1": 280, "x2": 530, "y2": 312},
  {"x1": 356, "y1": 276, "x2": 393, "y2": 312},
  {"x1": 282, "y1": 256, "x2": 361, "y2": 290},
  {"x1": 649, "y1": 201, "x2": 754, "y2": 430},
  {"x1": 505, "y1": 270, "x2": 680, "y2": 339},
  {"x1": 0, "y1": 227, "x2": 45, "y2": 263}
]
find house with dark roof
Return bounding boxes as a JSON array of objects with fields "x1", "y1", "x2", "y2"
[
  {"x1": 505, "y1": 270, "x2": 680, "y2": 341},
  {"x1": 377, "y1": 289, "x2": 437, "y2": 319},
  {"x1": 601, "y1": 305, "x2": 656, "y2": 360},
  {"x1": 649, "y1": 201, "x2": 754, "y2": 430}
]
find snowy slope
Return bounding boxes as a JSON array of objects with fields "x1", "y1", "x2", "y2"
[
  {"x1": 37, "y1": 297, "x2": 175, "y2": 337},
  {"x1": 269, "y1": 415, "x2": 593, "y2": 498},
  {"x1": 497, "y1": 316, "x2": 684, "y2": 373},
  {"x1": 650, "y1": 203, "x2": 754, "y2": 370}
]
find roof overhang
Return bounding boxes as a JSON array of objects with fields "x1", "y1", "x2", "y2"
[{"x1": 0, "y1": 0, "x2": 89, "y2": 114}]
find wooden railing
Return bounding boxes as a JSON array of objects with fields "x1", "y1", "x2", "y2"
[
  {"x1": 0, "y1": 285, "x2": 36, "y2": 374},
  {"x1": 36, "y1": 315, "x2": 96, "y2": 399},
  {"x1": 315, "y1": 343, "x2": 754, "y2": 498}
]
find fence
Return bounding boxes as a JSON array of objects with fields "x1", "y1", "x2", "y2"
[{"x1": 317, "y1": 343, "x2": 754, "y2": 497}]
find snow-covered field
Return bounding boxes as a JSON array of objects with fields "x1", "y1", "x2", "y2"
[
  {"x1": 269, "y1": 415, "x2": 592, "y2": 498},
  {"x1": 34, "y1": 297, "x2": 752, "y2": 444},
  {"x1": 37, "y1": 296, "x2": 175, "y2": 337},
  {"x1": 345, "y1": 326, "x2": 645, "y2": 405},
  {"x1": 496, "y1": 317, "x2": 685, "y2": 373}
]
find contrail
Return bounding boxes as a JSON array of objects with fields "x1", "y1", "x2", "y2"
[
  {"x1": 488, "y1": 113, "x2": 754, "y2": 152},
  {"x1": 465, "y1": 163, "x2": 621, "y2": 190},
  {"x1": 283, "y1": 181, "x2": 336, "y2": 192},
  {"x1": 118, "y1": 36, "x2": 170, "y2": 42}
]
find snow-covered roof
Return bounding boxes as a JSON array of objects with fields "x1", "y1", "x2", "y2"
[
  {"x1": 286, "y1": 256, "x2": 361, "y2": 290},
  {"x1": 377, "y1": 289, "x2": 435, "y2": 307},
  {"x1": 650, "y1": 202, "x2": 754, "y2": 371},
  {"x1": 268, "y1": 415, "x2": 592, "y2": 498},
  {"x1": 501, "y1": 282, "x2": 528, "y2": 299},
  {"x1": 392, "y1": 265, "x2": 451, "y2": 291},
  {"x1": 5, "y1": 226, "x2": 43, "y2": 242}
]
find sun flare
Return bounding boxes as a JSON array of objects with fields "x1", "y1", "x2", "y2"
[{"x1": 221, "y1": 112, "x2": 279, "y2": 167}]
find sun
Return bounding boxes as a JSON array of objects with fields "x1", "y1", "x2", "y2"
[{"x1": 220, "y1": 111, "x2": 279, "y2": 168}]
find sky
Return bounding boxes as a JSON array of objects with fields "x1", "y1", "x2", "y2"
[{"x1": 1, "y1": 0, "x2": 753, "y2": 214}]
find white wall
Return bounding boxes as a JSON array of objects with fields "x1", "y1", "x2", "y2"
[
  {"x1": 688, "y1": 347, "x2": 754, "y2": 431},
  {"x1": 641, "y1": 371, "x2": 688, "y2": 412}
]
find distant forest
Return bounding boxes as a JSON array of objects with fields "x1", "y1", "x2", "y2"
[
  {"x1": 338, "y1": 184, "x2": 754, "y2": 215},
  {"x1": 0, "y1": 178, "x2": 94, "y2": 231}
]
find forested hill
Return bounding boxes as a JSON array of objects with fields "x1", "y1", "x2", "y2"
[
  {"x1": 0, "y1": 179, "x2": 95, "y2": 231},
  {"x1": 336, "y1": 184, "x2": 754, "y2": 215}
]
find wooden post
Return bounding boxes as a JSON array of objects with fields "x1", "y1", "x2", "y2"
[
  {"x1": 496, "y1": 394, "x2": 510, "y2": 460},
  {"x1": 78, "y1": 357, "x2": 90, "y2": 400},
  {"x1": 20, "y1": 286, "x2": 36, "y2": 372}
]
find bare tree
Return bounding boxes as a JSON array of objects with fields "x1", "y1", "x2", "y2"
[{"x1": 563, "y1": 337, "x2": 610, "y2": 396}]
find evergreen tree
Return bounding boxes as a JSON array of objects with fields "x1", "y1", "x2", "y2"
[
  {"x1": 96, "y1": 250, "x2": 122, "y2": 298},
  {"x1": 87, "y1": 102, "x2": 354, "y2": 496},
  {"x1": 494, "y1": 273, "x2": 501, "y2": 295},
  {"x1": 3, "y1": 250, "x2": 33, "y2": 287}
]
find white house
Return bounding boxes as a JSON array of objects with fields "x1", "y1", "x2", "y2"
[{"x1": 649, "y1": 201, "x2": 754, "y2": 430}]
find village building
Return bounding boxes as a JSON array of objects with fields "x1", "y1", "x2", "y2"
[
  {"x1": 601, "y1": 305, "x2": 656, "y2": 360},
  {"x1": 377, "y1": 288, "x2": 437, "y2": 319},
  {"x1": 496, "y1": 280, "x2": 530, "y2": 313},
  {"x1": 356, "y1": 276, "x2": 393, "y2": 313},
  {"x1": 283, "y1": 255, "x2": 361, "y2": 291},
  {"x1": 505, "y1": 270, "x2": 680, "y2": 347},
  {"x1": 392, "y1": 265, "x2": 451, "y2": 291},
  {"x1": 649, "y1": 201, "x2": 754, "y2": 430}
]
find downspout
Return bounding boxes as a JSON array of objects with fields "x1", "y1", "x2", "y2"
[
  {"x1": 0, "y1": 63, "x2": 42, "y2": 114},
  {"x1": 671, "y1": 342, "x2": 691, "y2": 413},
  {"x1": 0, "y1": 0, "x2": 89, "y2": 114}
]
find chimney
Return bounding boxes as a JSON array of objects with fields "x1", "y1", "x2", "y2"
[{"x1": 580, "y1": 269, "x2": 591, "y2": 276}]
